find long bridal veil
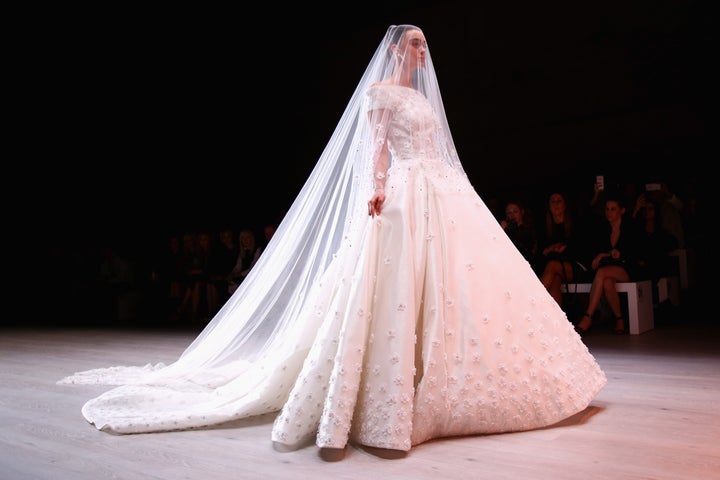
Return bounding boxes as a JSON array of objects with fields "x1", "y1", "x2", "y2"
[{"x1": 59, "y1": 24, "x2": 470, "y2": 433}]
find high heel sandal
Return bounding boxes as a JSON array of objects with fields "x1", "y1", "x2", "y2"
[
  {"x1": 613, "y1": 316, "x2": 626, "y2": 335},
  {"x1": 575, "y1": 312, "x2": 593, "y2": 336}
]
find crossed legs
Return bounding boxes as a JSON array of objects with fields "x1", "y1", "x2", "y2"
[
  {"x1": 576, "y1": 265, "x2": 630, "y2": 335},
  {"x1": 541, "y1": 259, "x2": 574, "y2": 307}
]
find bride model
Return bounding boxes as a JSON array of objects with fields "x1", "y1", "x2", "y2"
[{"x1": 60, "y1": 24, "x2": 607, "y2": 453}]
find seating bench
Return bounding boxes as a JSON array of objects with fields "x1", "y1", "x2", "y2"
[{"x1": 561, "y1": 280, "x2": 654, "y2": 335}]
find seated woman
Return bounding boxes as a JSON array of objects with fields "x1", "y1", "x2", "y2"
[
  {"x1": 500, "y1": 199, "x2": 538, "y2": 265},
  {"x1": 535, "y1": 191, "x2": 590, "y2": 311},
  {"x1": 575, "y1": 194, "x2": 643, "y2": 336},
  {"x1": 633, "y1": 194, "x2": 679, "y2": 280},
  {"x1": 227, "y1": 228, "x2": 263, "y2": 294}
]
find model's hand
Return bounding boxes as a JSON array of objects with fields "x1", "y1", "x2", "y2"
[{"x1": 368, "y1": 190, "x2": 386, "y2": 217}]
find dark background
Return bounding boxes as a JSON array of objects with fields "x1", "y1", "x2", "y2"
[{"x1": 26, "y1": 1, "x2": 711, "y2": 325}]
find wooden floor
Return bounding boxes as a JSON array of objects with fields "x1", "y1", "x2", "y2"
[{"x1": 1, "y1": 295, "x2": 719, "y2": 480}]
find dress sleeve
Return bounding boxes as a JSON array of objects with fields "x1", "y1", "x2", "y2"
[
  {"x1": 365, "y1": 86, "x2": 395, "y2": 193},
  {"x1": 366, "y1": 85, "x2": 397, "y2": 113}
]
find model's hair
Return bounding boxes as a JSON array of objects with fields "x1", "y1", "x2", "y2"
[{"x1": 385, "y1": 25, "x2": 419, "y2": 58}]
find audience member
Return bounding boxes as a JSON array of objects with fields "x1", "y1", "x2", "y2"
[
  {"x1": 228, "y1": 228, "x2": 263, "y2": 294},
  {"x1": 575, "y1": 194, "x2": 643, "y2": 336},
  {"x1": 585, "y1": 176, "x2": 639, "y2": 226},
  {"x1": 177, "y1": 231, "x2": 218, "y2": 325},
  {"x1": 633, "y1": 194, "x2": 679, "y2": 272},
  {"x1": 645, "y1": 181, "x2": 685, "y2": 248},
  {"x1": 632, "y1": 194, "x2": 680, "y2": 304},
  {"x1": 535, "y1": 191, "x2": 590, "y2": 312},
  {"x1": 153, "y1": 233, "x2": 187, "y2": 322},
  {"x1": 499, "y1": 199, "x2": 538, "y2": 265},
  {"x1": 95, "y1": 243, "x2": 136, "y2": 323},
  {"x1": 209, "y1": 228, "x2": 239, "y2": 308}
]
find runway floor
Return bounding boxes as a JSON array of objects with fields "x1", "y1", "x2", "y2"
[{"x1": 1, "y1": 294, "x2": 718, "y2": 480}]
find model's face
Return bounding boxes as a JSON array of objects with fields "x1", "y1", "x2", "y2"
[{"x1": 398, "y1": 29, "x2": 426, "y2": 69}]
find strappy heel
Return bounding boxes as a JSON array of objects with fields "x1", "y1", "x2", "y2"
[
  {"x1": 575, "y1": 312, "x2": 593, "y2": 336},
  {"x1": 613, "y1": 316, "x2": 626, "y2": 335}
]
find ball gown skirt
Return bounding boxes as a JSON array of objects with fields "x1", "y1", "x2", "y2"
[{"x1": 270, "y1": 157, "x2": 607, "y2": 451}]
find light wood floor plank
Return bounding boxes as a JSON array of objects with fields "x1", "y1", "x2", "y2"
[{"x1": 1, "y1": 311, "x2": 719, "y2": 480}]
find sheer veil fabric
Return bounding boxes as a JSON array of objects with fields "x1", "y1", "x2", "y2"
[{"x1": 59, "y1": 25, "x2": 607, "y2": 452}]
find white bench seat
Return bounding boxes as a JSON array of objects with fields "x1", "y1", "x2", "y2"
[{"x1": 562, "y1": 280, "x2": 654, "y2": 335}]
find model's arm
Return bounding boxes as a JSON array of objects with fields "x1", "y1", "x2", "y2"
[{"x1": 367, "y1": 108, "x2": 390, "y2": 217}]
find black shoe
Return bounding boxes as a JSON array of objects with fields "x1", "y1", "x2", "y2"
[
  {"x1": 613, "y1": 317, "x2": 626, "y2": 335},
  {"x1": 574, "y1": 313, "x2": 592, "y2": 336}
]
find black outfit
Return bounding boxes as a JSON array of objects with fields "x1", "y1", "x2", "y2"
[
  {"x1": 535, "y1": 220, "x2": 590, "y2": 282},
  {"x1": 635, "y1": 224, "x2": 679, "y2": 281},
  {"x1": 209, "y1": 242, "x2": 239, "y2": 304},
  {"x1": 229, "y1": 247, "x2": 262, "y2": 287},
  {"x1": 587, "y1": 217, "x2": 643, "y2": 280},
  {"x1": 504, "y1": 222, "x2": 538, "y2": 265}
]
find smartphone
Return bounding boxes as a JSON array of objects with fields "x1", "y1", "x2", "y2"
[
  {"x1": 596, "y1": 175, "x2": 604, "y2": 191},
  {"x1": 645, "y1": 183, "x2": 661, "y2": 191}
]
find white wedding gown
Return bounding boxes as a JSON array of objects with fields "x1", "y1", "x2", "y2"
[{"x1": 60, "y1": 84, "x2": 606, "y2": 452}]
